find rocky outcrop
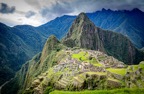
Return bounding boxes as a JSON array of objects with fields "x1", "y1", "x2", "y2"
[
  {"x1": 62, "y1": 13, "x2": 105, "y2": 52},
  {"x1": 62, "y1": 12, "x2": 144, "y2": 64},
  {"x1": 2, "y1": 13, "x2": 144, "y2": 94}
]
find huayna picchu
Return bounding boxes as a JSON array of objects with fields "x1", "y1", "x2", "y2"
[{"x1": 1, "y1": 13, "x2": 144, "y2": 94}]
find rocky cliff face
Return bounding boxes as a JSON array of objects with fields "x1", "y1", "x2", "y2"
[
  {"x1": 2, "y1": 12, "x2": 144, "y2": 94},
  {"x1": 62, "y1": 13, "x2": 105, "y2": 52},
  {"x1": 1, "y1": 9, "x2": 144, "y2": 87},
  {"x1": 62, "y1": 13, "x2": 144, "y2": 64},
  {"x1": 97, "y1": 29, "x2": 137, "y2": 64}
]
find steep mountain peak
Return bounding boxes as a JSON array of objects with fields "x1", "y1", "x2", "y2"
[
  {"x1": 101, "y1": 8, "x2": 112, "y2": 12},
  {"x1": 47, "y1": 35, "x2": 59, "y2": 43},
  {"x1": 40, "y1": 35, "x2": 60, "y2": 63},
  {"x1": 76, "y1": 12, "x2": 89, "y2": 21},
  {"x1": 43, "y1": 35, "x2": 60, "y2": 52},
  {"x1": 62, "y1": 12, "x2": 104, "y2": 51},
  {"x1": 62, "y1": 12, "x2": 144, "y2": 64},
  {"x1": 63, "y1": 12, "x2": 95, "y2": 40},
  {"x1": 71, "y1": 12, "x2": 92, "y2": 26},
  {"x1": 132, "y1": 8, "x2": 142, "y2": 12}
]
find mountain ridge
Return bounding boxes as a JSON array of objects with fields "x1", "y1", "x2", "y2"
[
  {"x1": 0, "y1": 23, "x2": 46, "y2": 86},
  {"x1": 0, "y1": 8, "x2": 144, "y2": 86},
  {"x1": 62, "y1": 12, "x2": 105, "y2": 52},
  {"x1": 63, "y1": 12, "x2": 144, "y2": 64},
  {"x1": 2, "y1": 12, "x2": 144, "y2": 94},
  {"x1": 2, "y1": 34, "x2": 144, "y2": 94}
]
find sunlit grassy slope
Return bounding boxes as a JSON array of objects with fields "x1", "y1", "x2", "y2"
[
  {"x1": 72, "y1": 51, "x2": 103, "y2": 67},
  {"x1": 107, "y1": 68, "x2": 127, "y2": 76},
  {"x1": 50, "y1": 88, "x2": 144, "y2": 94}
]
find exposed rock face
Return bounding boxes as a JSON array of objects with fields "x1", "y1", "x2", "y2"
[
  {"x1": 1, "y1": 9, "x2": 144, "y2": 88},
  {"x1": 97, "y1": 28, "x2": 138, "y2": 64},
  {"x1": 62, "y1": 12, "x2": 144, "y2": 64},
  {"x1": 2, "y1": 13, "x2": 144, "y2": 94},
  {"x1": 63, "y1": 13, "x2": 105, "y2": 52}
]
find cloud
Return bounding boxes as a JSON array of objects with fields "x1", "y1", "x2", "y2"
[
  {"x1": 1, "y1": 0, "x2": 144, "y2": 26},
  {"x1": 24, "y1": 0, "x2": 41, "y2": 9},
  {"x1": 38, "y1": 0, "x2": 144, "y2": 21},
  {"x1": 25, "y1": 11, "x2": 36, "y2": 18},
  {"x1": 0, "y1": 3, "x2": 15, "y2": 14},
  {"x1": 40, "y1": 1, "x2": 73, "y2": 18},
  {"x1": 0, "y1": 17, "x2": 22, "y2": 26}
]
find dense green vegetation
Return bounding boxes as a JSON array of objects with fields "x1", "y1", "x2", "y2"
[
  {"x1": 2, "y1": 35, "x2": 144, "y2": 94},
  {"x1": 50, "y1": 88, "x2": 144, "y2": 94},
  {"x1": 72, "y1": 51, "x2": 89, "y2": 61},
  {"x1": 1, "y1": 8, "x2": 144, "y2": 88},
  {"x1": 72, "y1": 51, "x2": 102, "y2": 67},
  {"x1": 107, "y1": 68, "x2": 127, "y2": 76},
  {"x1": 139, "y1": 61, "x2": 144, "y2": 69},
  {"x1": 0, "y1": 23, "x2": 46, "y2": 85},
  {"x1": 62, "y1": 13, "x2": 144, "y2": 64},
  {"x1": 1, "y1": 12, "x2": 144, "y2": 94}
]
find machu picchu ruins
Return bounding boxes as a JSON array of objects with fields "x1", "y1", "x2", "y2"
[{"x1": 24, "y1": 48, "x2": 144, "y2": 94}]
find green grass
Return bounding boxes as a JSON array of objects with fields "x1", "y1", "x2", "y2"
[
  {"x1": 92, "y1": 63, "x2": 102, "y2": 67},
  {"x1": 126, "y1": 65, "x2": 139, "y2": 72},
  {"x1": 78, "y1": 73, "x2": 86, "y2": 79},
  {"x1": 90, "y1": 58, "x2": 103, "y2": 67},
  {"x1": 72, "y1": 51, "x2": 103, "y2": 67},
  {"x1": 72, "y1": 51, "x2": 89, "y2": 61},
  {"x1": 133, "y1": 65, "x2": 139, "y2": 71},
  {"x1": 139, "y1": 61, "x2": 144, "y2": 70},
  {"x1": 107, "y1": 68, "x2": 126, "y2": 76},
  {"x1": 50, "y1": 88, "x2": 144, "y2": 94},
  {"x1": 47, "y1": 68, "x2": 54, "y2": 77},
  {"x1": 108, "y1": 78, "x2": 121, "y2": 83},
  {"x1": 127, "y1": 66, "x2": 133, "y2": 72},
  {"x1": 86, "y1": 72, "x2": 106, "y2": 76}
]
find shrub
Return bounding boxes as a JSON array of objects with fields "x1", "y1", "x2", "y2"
[{"x1": 44, "y1": 86, "x2": 54, "y2": 94}]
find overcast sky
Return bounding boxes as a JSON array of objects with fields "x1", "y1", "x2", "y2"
[{"x1": 0, "y1": 0, "x2": 144, "y2": 27}]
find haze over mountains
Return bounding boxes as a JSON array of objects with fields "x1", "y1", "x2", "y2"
[
  {"x1": 0, "y1": 8, "x2": 144, "y2": 88},
  {"x1": 1, "y1": 12, "x2": 144, "y2": 94}
]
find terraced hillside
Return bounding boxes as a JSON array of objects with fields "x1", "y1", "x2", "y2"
[
  {"x1": 1, "y1": 8, "x2": 144, "y2": 87},
  {"x1": 2, "y1": 12, "x2": 144, "y2": 94},
  {"x1": 62, "y1": 13, "x2": 144, "y2": 64},
  {"x1": 22, "y1": 48, "x2": 144, "y2": 94},
  {"x1": 2, "y1": 35, "x2": 144, "y2": 94}
]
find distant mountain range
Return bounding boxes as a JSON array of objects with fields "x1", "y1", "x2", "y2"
[
  {"x1": 88, "y1": 8, "x2": 144, "y2": 49},
  {"x1": 0, "y1": 23, "x2": 46, "y2": 85},
  {"x1": 62, "y1": 12, "x2": 144, "y2": 65},
  {"x1": 1, "y1": 12, "x2": 144, "y2": 94},
  {"x1": 42, "y1": 8, "x2": 144, "y2": 48},
  {"x1": 0, "y1": 8, "x2": 144, "y2": 86}
]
